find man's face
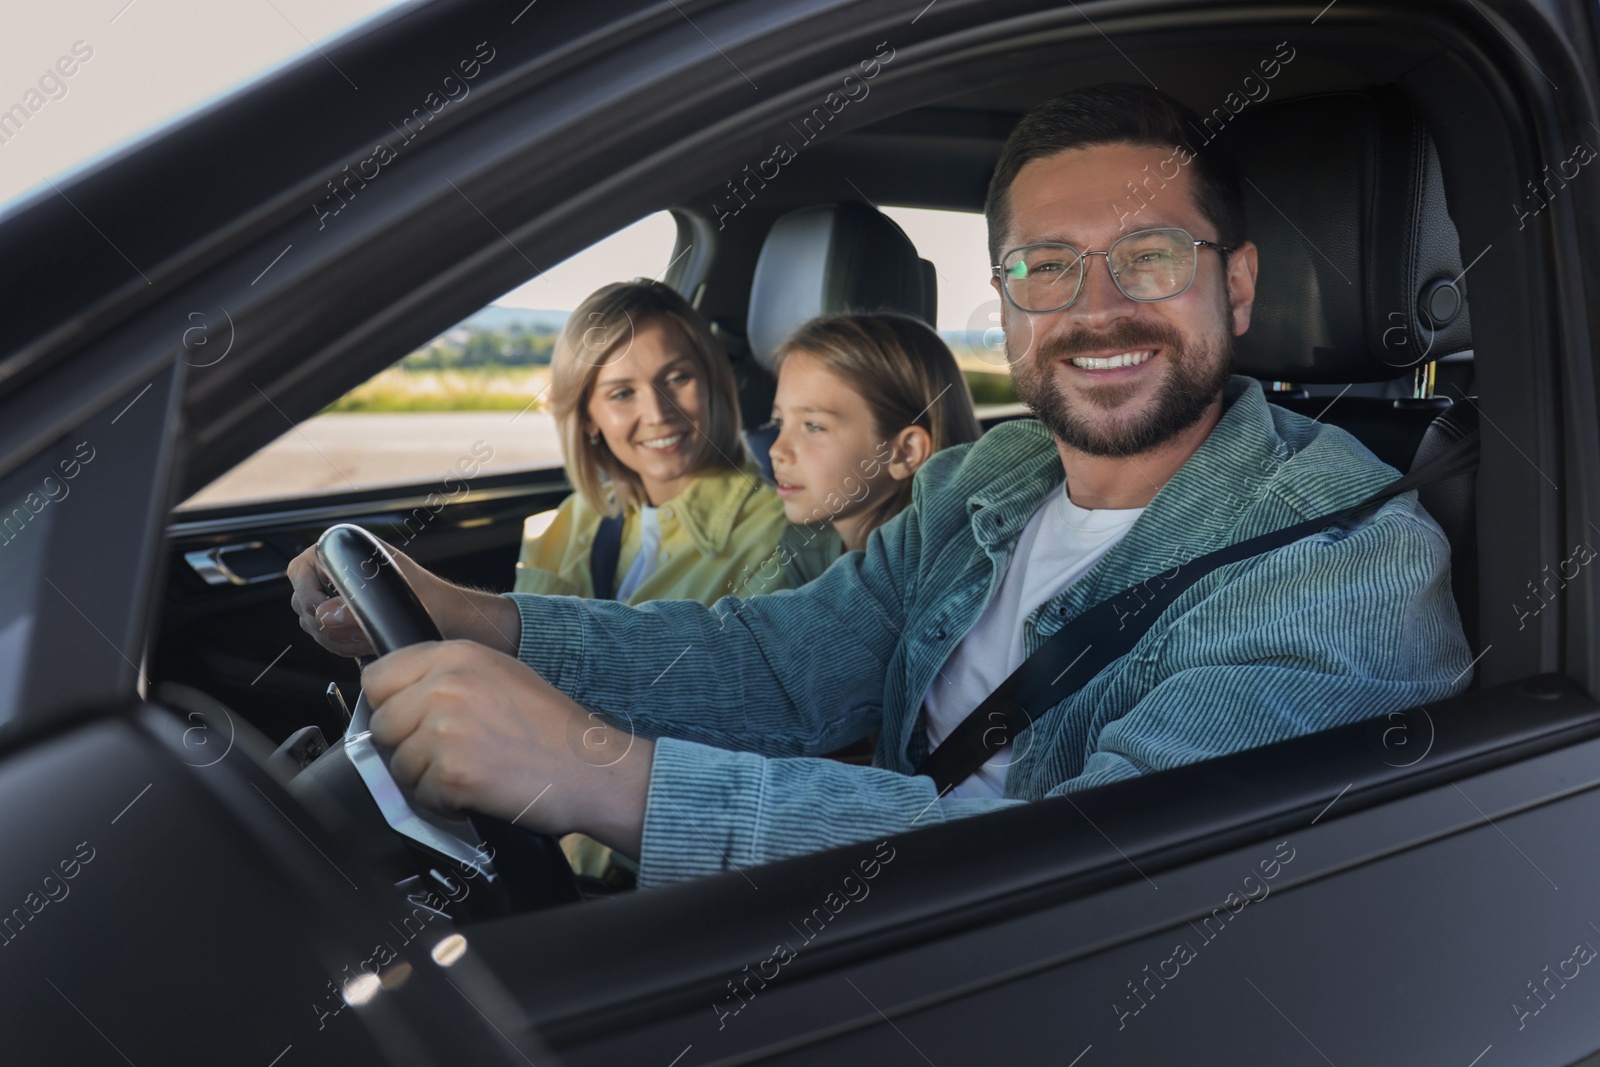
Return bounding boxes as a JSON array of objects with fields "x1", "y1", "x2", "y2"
[{"x1": 996, "y1": 143, "x2": 1257, "y2": 458}]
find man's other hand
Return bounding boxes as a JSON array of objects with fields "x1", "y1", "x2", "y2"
[
  {"x1": 361, "y1": 640, "x2": 651, "y2": 857},
  {"x1": 286, "y1": 540, "x2": 522, "y2": 658},
  {"x1": 286, "y1": 543, "x2": 377, "y2": 658}
]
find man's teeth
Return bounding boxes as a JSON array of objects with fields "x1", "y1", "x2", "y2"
[
  {"x1": 639, "y1": 433, "x2": 685, "y2": 450},
  {"x1": 1070, "y1": 350, "x2": 1155, "y2": 370}
]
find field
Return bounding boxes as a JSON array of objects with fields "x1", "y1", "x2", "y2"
[
  {"x1": 186, "y1": 352, "x2": 1021, "y2": 508},
  {"x1": 958, "y1": 362, "x2": 1020, "y2": 405},
  {"x1": 322, "y1": 361, "x2": 1014, "y2": 413},
  {"x1": 321, "y1": 366, "x2": 552, "y2": 413}
]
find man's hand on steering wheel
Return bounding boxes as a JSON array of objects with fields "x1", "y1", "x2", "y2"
[
  {"x1": 362, "y1": 640, "x2": 653, "y2": 859},
  {"x1": 286, "y1": 541, "x2": 521, "y2": 658}
]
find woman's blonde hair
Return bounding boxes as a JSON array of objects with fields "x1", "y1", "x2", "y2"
[
  {"x1": 550, "y1": 279, "x2": 748, "y2": 515},
  {"x1": 772, "y1": 312, "x2": 982, "y2": 539}
]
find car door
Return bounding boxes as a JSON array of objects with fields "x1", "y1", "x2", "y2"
[{"x1": 4, "y1": 0, "x2": 1600, "y2": 1064}]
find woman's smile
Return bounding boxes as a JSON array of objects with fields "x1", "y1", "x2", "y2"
[{"x1": 636, "y1": 431, "x2": 688, "y2": 453}]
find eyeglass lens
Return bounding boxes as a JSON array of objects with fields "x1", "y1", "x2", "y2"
[{"x1": 1001, "y1": 228, "x2": 1198, "y2": 311}]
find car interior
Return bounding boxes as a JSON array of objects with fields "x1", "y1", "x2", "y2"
[
  {"x1": 8, "y1": 0, "x2": 1600, "y2": 1061},
  {"x1": 157, "y1": 70, "x2": 1487, "y2": 756}
]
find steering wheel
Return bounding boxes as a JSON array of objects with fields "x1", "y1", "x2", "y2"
[{"x1": 286, "y1": 523, "x2": 581, "y2": 913}]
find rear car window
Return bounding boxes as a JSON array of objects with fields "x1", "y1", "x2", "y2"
[{"x1": 880, "y1": 205, "x2": 1019, "y2": 406}]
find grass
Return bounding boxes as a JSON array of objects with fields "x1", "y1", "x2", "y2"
[
  {"x1": 963, "y1": 368, "x2": 1020, "y2": 405},
  {"x1": 322, "y1": 366, "x2": 551, "y2": 413},
  {"x1": 952, "y1": 347, "x2": 1020, "y2": 405},
  {"x1": 322, "y1": 358, "x2": 1017, "y2": 414}
]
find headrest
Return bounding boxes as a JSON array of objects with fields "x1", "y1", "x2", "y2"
[
  {"x1": 746, "y1": 202, "x2": 938, "y2": 371},
  {"x1": 1219, "y1": 89, "x2": 1472, "y2": 383}
]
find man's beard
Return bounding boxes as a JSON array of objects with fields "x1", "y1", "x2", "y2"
[{"x1": 1010, "y1": 316, "x2": 1234, "y2": 458}]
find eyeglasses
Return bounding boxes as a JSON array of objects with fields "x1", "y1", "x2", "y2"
[{"x1": 993, "y1": 227, "x2": 1233, "y2": 314}]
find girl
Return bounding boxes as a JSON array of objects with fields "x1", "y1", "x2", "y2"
[
  {"x1": 514, "y1": 278, "x2": 789, "y2": 606},
  {"x1": 764, "y1": 312, "x2": 982, "y2": 587}
]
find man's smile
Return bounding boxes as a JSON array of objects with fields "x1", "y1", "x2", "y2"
[{"x1": 1061, "y1": 347, "x2": 1161, "y2": 375}]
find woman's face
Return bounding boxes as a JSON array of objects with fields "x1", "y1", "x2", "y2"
[
  {"x1": 768, "y1": 352, "x2": 896, "y2": 547},
  {"x1": 584, "y1": 317, "x2": 711, "y2": 506}
]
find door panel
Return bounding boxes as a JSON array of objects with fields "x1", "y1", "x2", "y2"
[
  {"x1": 743, "y1": 785, "x2": 1600, "y2": 1065},
  {"x1": 152, "y1": 468, "x2": 571, "y2": 743},
  {"x1": 467, "y1": 677, "x2": 1600, "y2": 1064}
]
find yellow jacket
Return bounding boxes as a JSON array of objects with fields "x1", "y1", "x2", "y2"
[{"x1": 512, "y1": 465, "x2": 791, "y2": 606}]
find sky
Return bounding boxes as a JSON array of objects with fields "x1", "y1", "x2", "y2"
[
  {"x1": 1, "y1": 0, "x2": 408, "y2": 210},
  {"x1": 4, "y1": 2, "x2": 996, "y2": 332},
  {"x1": 881, "y1": 205, "x2": 998, "y2": 335}
]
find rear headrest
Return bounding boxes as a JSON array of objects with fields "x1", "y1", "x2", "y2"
[
  {"x1": 746, "y1": 202, "x2": 937, "y2": 371},
  {"x1": 1219, "y1": 89, "x2": 1472, "y2": 383}
]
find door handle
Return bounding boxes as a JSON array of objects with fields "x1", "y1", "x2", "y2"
[{"x1": 184, "y1": 541, "x2": 287, "y2": 586}]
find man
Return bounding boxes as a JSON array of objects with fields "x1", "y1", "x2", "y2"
[{"x1": 289, "y1": 84, "x2": 1471, "y2": 888}]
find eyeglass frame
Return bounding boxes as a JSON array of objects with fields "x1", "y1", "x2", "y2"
[{"x1": 991, "y1": 227, "x2": 1235, "y2": 314}]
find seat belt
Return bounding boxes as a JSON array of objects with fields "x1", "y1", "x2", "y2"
[
  {"x1": 914, "y1": 428, "x2": 1481, "y2": 795},
  {"x1": 590, "y1": 513, "x2": 625, "y2": 600}
]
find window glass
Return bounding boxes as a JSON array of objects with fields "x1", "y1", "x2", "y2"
[
  {"x1": 879, "y1": 205, "x2": 1018, "y2": 406},
  {"x1": 179, "y1": 210, "x2": 679, "y2": 509}
]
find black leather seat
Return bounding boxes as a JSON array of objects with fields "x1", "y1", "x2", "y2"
[
  {"x1": 1223, "y1": 89, "x2": 1474, "y2": 407},
  {"x1": 1219, "y1": 88, "x2": 1480, "y2": 652},
  {"x1": 742, "y1": 202, "x2": 939, "y2": 477},
  {"x1": 1412, "y1": 400, "x2": 1480, "y2": 652}
]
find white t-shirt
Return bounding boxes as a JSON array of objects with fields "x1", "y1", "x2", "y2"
[
  {"x1": 615, "y1": 505, "x2": 661, "y2": 602},
  {"x1": 922, "y1": 486, "x2": 1145, "y2": 797}
]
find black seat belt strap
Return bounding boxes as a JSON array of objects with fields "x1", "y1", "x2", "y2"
[
  {"x1": 914, "y1": 428, "x2": 1480, "y2": 794},
  {"x1": 590, "y1": 513, "x2": 625, "y2": 600}
]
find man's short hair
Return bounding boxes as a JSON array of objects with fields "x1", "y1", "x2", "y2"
[{"x1": 984, "y1": 83, "x2": 1247, "y2": 263}]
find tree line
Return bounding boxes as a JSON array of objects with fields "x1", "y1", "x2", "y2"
[{"x1": 400, "y1": 324, "x2": 556, "y2": 370}]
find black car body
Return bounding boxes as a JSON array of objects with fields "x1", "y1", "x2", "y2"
[{"x1": 3, "y1": 0, "x2": 1600, "y2": 1063}]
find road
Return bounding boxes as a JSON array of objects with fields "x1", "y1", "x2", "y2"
[
  {"x1": 178, "y1": 403, "x2": 1029, "y2": 510},
  {"x1": 180, "y1": 411, "x2": 566, "y2": 509}
]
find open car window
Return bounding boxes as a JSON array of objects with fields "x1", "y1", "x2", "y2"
[{"x1": 177, "y1": 210, "x2": 679, "y2": 509}]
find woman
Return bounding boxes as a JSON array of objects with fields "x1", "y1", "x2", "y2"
[
  {"x1": 514, "y1": 278, "x2": 788, "y2": 606},
  {"x1": 509, "y1": 279, "x2": 788, "y2": 886},
  {"x1": 766, "y1": 312, "x2": 982, "y2": 587}
]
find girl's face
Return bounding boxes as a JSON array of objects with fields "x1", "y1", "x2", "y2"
[
  {"x1": 768, "y1": 352, "x2": 898, "y2": 548},
  {"x1": 584, "y1": 318, "x2": 710, "y2": 506}
]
